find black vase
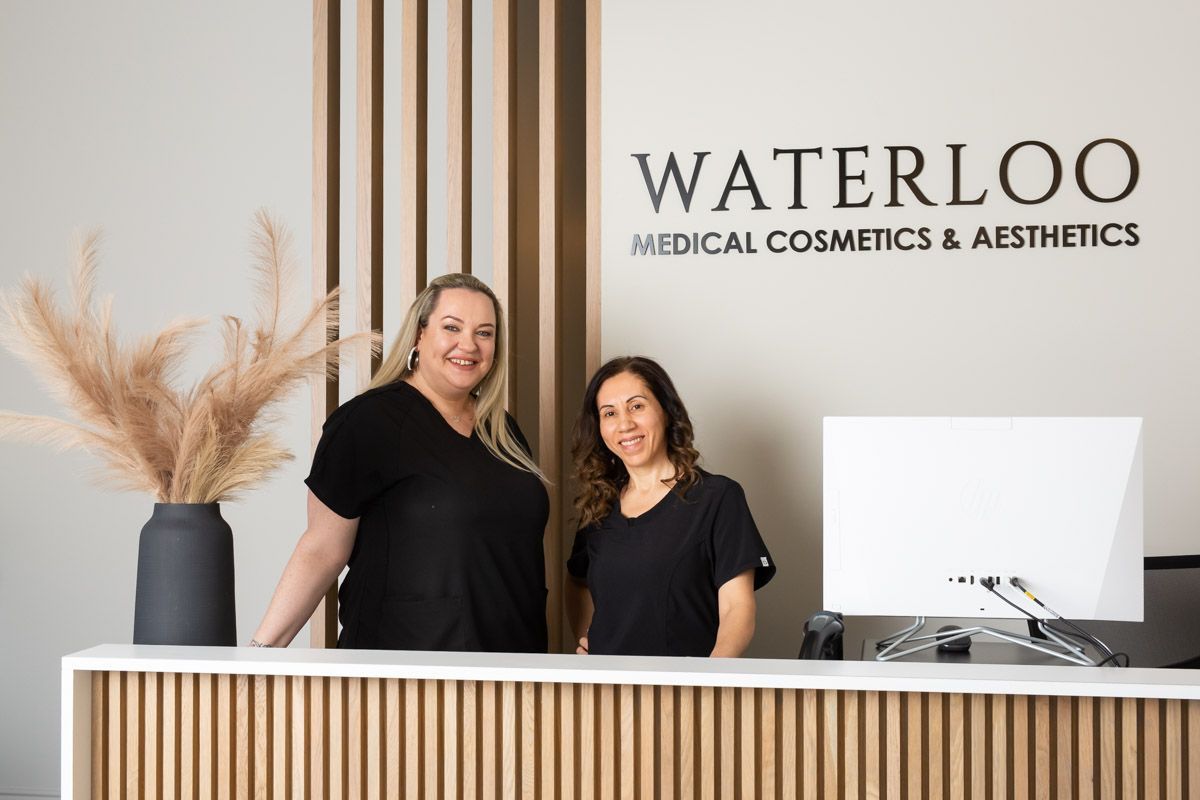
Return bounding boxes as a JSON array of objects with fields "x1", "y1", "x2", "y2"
[{"x1": 133, "y1": 503, "x2": 237, "y2": 646}]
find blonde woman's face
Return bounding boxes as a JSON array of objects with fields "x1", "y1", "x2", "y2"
[{"x1": 413, "y1": 288, "x2": 497, "y2": 398}]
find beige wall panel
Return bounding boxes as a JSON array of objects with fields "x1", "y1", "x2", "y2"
[
  {"x1": 863, "y1": 690, "x2": 879, "y2": 800},
  {"x1": 678, "y1": 686, "x2": 694, "y2": 800},
  {"x1": 906, "y1": 693, "x2": 922, "y2": 800},
  {"x1": 521, "y1": 682, "x2": 536, "y2": 799},
  {"x1": 885, "y1": 691, "x2": 900, "y2": 800},
  {"x1": 1121, "y1": 698, "x2": 1138, "y2": 798},
  {"x1": 406, "y1": 680, "x2": 420, "y2": 799},
  {"x1": 928, "y1": 692, "x2": 944, "y2": 800},
  {"x1": 971, "y1": 693, "x2": 986, "y2": 800},
  {"x1": 446, "y1": 0, "x2": 472, "y2": 273},
  {"x1": 992, "y1": 693, "x2": 1008, "y2": 800}
]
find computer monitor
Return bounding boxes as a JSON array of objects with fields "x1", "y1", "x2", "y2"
[{"x1": 823, "y1": 417, "x2": 1143, "y2": 622}]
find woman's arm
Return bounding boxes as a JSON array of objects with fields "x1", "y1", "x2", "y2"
[
  {"x1": 564, "y1": 575, "x2": 594, "y2": 654},
  {"x1": 250, "y1": 491, "x2": 360, "y2": 647},
  {"x1": 710, "y1": 569, "x2": 757, "y2": 657}
]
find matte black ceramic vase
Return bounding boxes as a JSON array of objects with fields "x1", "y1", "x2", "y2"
[{"x1": 133, "y1": 503, "x2": 237, "y2": 646}]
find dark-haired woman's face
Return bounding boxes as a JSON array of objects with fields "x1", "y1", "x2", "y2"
[{"x1": 596, "y1": 371, "x2": 670, "y2": 472}]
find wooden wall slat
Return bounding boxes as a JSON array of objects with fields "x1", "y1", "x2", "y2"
[
  {"x1": 599, "y1": 684, "x2": 616, "y2": 800},
  {"x1": 761, "y1": 688, "x2": 778, "y2": 800},
  {"x1": 863, "y1": 690, "x2": 879, "y2": 800},
  {"x1": 1099, "y1": 695, "x2": 1116, "y2": 800},
  {"x1": 1164, "y1": 699, "x2": 1181, "y2": 800},
  {"x1": 355, "y1": 0, "x2": 384, "y2": 392},
  {"x1": 885, "y1": 691, "x2": 900, "y2": 800},
  {"x1": 928, "y1": 692, "x2": 943, "y2": 800},
  {"x1": 491, "y1": 0, "x2": 517, "y2": 409},
  {"x1": 992, "y1": 693, "x2": 1008, "y2": 800},
  {"x1": 1144, "y1": 699, "x2": 1161, "y2": 800},
  {"x1": 699, "y1": 686, "x2": 716, "y2": 800},
  {"x1": 405, "y1": 680, "x2": 420, "y2": 799},
  {"x1": 501, "y1": 681, "x2": 517, "y2": 800},
  {"x1": 906, "y1": 692, "x2": 922, "y2": 800},
  {"x1": 1122, "y1": 697, "x2": 1138, "y2": 798},
  {"x1": 522, "y1": 682, "x2": 537, "y2": 799},
  {"x1": 584, "y1": 0, "x2": 601, "y2": 376},
  {"x1": 400, "y1": 0, "x2": 429, "y2": 312},
  {"x1": 970, "y1": 693, "x2": 986, "y2": 800},
  {"x1": 678, "y1": 686, "x2": 695, "y2": 800},
  {"x1": 307, "y1": 0, "x2": 341, "y2": 651},
  {"x1": 948, "y1": 693, "x2": 964, "y2": 800},
  {"x1": 537, "y1": 0, "x2": 564, "y2": 655},
  {"x1": 89, "y1": 673, "x2": 1200, "y2": 800},
  {"x1": 1188, "y1": 701, "x2": 1200, "y2": 800},
  {"x1": 446, "y1": 0, "x2": 472, "y2": 273},
  {"x1": 800, "y1": 689, "x2": 817, "y2": 800},
  {"x1": 824, "y1": 690, "x2": 840, "y2": 800},
  {"x1": 719, "y1": 687, "x2": 735, "y2": 800}
]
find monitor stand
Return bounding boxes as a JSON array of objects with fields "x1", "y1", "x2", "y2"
[{"x1": 874, "y1": 617, "x2": 1098, "y2": 666}]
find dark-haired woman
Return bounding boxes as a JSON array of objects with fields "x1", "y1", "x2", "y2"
[{"x1": 565, "y1": 356, "x2": 776, "y2": 657}]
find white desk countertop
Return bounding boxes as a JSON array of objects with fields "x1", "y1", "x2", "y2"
[{"x1": 62, "y1": 644, "x2": 1200, "y2": 700}]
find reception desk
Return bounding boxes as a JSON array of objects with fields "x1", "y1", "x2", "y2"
[{"x1": 63, "y1": 645, "x2": 1200, "y2": 799}]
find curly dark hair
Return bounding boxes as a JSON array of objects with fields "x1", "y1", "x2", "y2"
[{"x1": 571, "y1": 356, "x2": 702, "y2": 529}]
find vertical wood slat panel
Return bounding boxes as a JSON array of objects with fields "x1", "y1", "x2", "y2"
[
  {"x1": 1144, "y1": 699, "x2": 1160, "y2": 800},
  {"x1": 927, "y1": 693, "x2": 943, "y2": 800},
  {"x1": 1034, "y1": 695, "x2": 1051, "y2": 800},
  {"x1": 401, "y1": 0, "x2": 429, "y2": 312},
  {"x1": 199, "y1": 674, "x2": 214, "y2": 800},
  {"x1": 639, "y1": 685, "x2": 654, "y2": 800},
  {"x1": 537, "y1": 0, "x2": 564, "y2": 655},
  {"x1": 126, "y1": 671, "x2": 140, "y2": 800},
  {"x1": 824, "y1": 691, "x2": 840, "y2": 800},
  {"x1": 1164, "y1": 699, "x2": 1181, "y2": 800},
  {"x1": 1013, "y1": 694, "x2": 1030, "y2": 800},
  {"x1": 107, "y1": 671, "x2": 121, "y2": 800},
  {"x1": 762, "y1": 689, "x2": 778, "y2": 800},
  {"x1": 678, "y1": 686, "x2": 694, "y2": 800},
  {"x1": 405, "y1": 680, "x2": 419, "y2": 800},
  {"x1": 863, "y1": 691, "x2": 879, "y2": 800},
  {"x1": 89, "y1": 676, "x2": 1200, "y2": 800},
  {"x1": 254, "y1": 675, "x2": 268, "y2": 800},
  {"x1": 423, "y1": 680, "x2": 438, "y2": 800},
  {"x1": 584, "y1": 0, "x2": 602, "y2": 376},
  {"x1": 971, "y1": 693, "x2": 986, "y2": 800},
  {"x1": 217, "y1": 674, "x2": 230, "y2": 800},
  {"x1": 906, "y1": 692, "x2": 922, "y2": 800},
  {"x1": 491, "y1": 0, "x2": 518, "y2": 408},
  {"x1": 482, "y1": 681, "x2": 498, "y2": 800},
  {"x1": 1056, "y1": 696, "x2": 1073, "y2": 800},
  {"x1": 599, "y1": 684, "x2": 616, "y2": 800},
  {"x1": 1076, "y1": 697, "x2": 1093, "y2": 800},
  {"x1": 559, "y1": 683, "x2": 575, "y2": 800},
  {"x1": 522, "y1": 682, "x2": 537, "y2": 799},
  {"x1": 355, "y1": 0, "x2": 384, "y2": 389},
  {"x1": 1099, "y1": 696, "x2": 1116, "y2": 800},
  {"x1": 1121, "y1": 698, "x2": 1138, "y2": 799},
  {"x1": 885, "y1": 692, "x2": 901, "y2": 800},
  {"x1": 718, "y1": 687, "x2": 735, "y2": 800},
  {"x1": 446, "y1": 0, "x2": 471, "y2": 273},
  {"x1": 699, "y1": 686, "x2": 716, "y2": 800},
  {"x1": 948, "y1": 693, "x2": 965, "y2": 800},
  {"x1": 307, "y1": 0, "x2": 340, "y2": 652},
  {"x1": 1188, "y1": 701, "x2": 1200, "y2": 800},
  {"x1": 992, "y1": 693, "x2": 1008, "y2": 800}
]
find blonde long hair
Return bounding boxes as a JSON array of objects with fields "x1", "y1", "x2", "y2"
[{"x1": 368, "y1": 273, "x2": 543, "y2": 479}]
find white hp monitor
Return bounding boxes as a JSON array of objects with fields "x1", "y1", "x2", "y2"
[{"x1": 823, "y1": 417, "x2": 1143, "y2": 621}]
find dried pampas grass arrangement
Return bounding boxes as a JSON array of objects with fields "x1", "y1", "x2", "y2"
[{"x1": 0, "y1": 210, "x2": 378, "y2": 503}]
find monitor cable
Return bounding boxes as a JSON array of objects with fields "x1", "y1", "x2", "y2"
[{"x1": 978, "y1": 578, "x2": 1129, "y2": 667}]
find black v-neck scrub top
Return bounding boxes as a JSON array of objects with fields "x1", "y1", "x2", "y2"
[
  {"x1": 305, "y1": 381, "x2": 549, "y2": 653},
  {"x1": 566, "y1": 472, "x2": 776, "y2": 657}
]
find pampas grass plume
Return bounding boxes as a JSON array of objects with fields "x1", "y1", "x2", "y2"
[{"x1": 0, "y1": 211, "x2": 379, "y2": 503}]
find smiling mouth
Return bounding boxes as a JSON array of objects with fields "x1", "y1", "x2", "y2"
[
  {"x1": 448, "y1": 357, "x2": 477, "y2": 367},
  {"x1": 619, "y1": 435, "x2": 644, "y2": 447}
]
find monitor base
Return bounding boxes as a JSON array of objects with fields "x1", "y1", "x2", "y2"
[{"x1": 874, "y1": 616, "x2": 1098, "y2": 666}]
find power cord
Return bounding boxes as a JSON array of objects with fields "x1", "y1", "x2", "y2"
[{"x1": 978, "y1": 577, "x2": 1129, "y2": 667}]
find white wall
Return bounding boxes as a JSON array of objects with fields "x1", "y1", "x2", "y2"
[
  {"x1": 0, "y1": 3, "x2": 312, "y2": 794},
  {"x1": 600, "y1": 0, "x2": 1200, "y2": 657}
]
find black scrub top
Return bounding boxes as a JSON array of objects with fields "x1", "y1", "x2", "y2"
[
  {"x1": 566, "y1": 471, "x2": 776, "y2": 657},
  {"x1": 305, "y1": 381, "x2": 549, "y2": 652}
]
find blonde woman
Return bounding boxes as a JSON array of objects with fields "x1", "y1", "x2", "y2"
[{"x1": 252, "y1": 274, "x2": 548, "y2": 651}]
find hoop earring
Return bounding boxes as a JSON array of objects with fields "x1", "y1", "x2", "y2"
[{"x1": 407, "y1": 347, "x2": 420, "y2": 372}]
